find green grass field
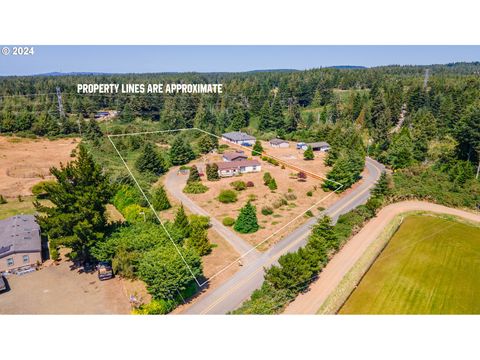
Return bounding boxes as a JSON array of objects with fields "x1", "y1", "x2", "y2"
[{"x1": 340, "y1": 214, "x2": 480, "y2": 314}]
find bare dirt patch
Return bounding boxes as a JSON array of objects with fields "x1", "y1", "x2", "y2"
[
  {"x1": 0, "y1": 136, "x2": 80, "y2": 198},
  {"x1": 184, "y1": 141, "x2": 338, "y2": 248}
]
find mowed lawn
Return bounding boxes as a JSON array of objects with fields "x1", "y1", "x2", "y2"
[{"x1": 340, "y1": 214, "x2": 480, "y2": 314}]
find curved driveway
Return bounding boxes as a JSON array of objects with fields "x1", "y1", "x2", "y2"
[
  {"x1": 178, "y1": 157, "x2": 385, "y2": 314},
  {"x1": 284, "y1": 200, "x2": 480, "y2": 314}
]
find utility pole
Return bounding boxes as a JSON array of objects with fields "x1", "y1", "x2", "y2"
[{"x1": 423, "y1": 68, "x2": 430, "y2": 89}]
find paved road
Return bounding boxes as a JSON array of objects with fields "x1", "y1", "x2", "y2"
[
  {"x1": 165, "y1": 168, "x2": 260, "y2": 262},
  {"x1": 182, "y1": 157, "x2": 384, "y2": 314},
  {"x1": 284, "y1": 200, "x2": 480, "y2": 314}
]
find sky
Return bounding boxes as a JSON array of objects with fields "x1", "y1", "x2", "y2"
[{"x1": 0, "y1": 46, "x2": 479, "y2": 76}]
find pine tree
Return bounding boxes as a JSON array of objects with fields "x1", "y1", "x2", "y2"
[
  {"x1": 387, "y1": 128, "x2": 415, "y2": 170},
  {"x1": 120, "y1": 103, "x2": 134, "y2": 123},
  {"x1": 263, "y1": 172, "x2": 272, "y2": 185},
  {"x1": 34, "y1": 145, "x2": 113, "y2": 262},
  {"x1": 170, "y1": 136, "x2": 195, "y2": 165},
  {"x1": 136, "y1": 142, "x2": 165, "y2": 175},
  {"x1": 252, "y1": 140, "x2": 264, "y2": 156},
  {"x1": 186, "y1": 216, "x2": 211, "y2": 256},
  {"x1": 152, "y1": 185, "x2": 171, "y2": 211},
  {"x1": 206, "y1": 163, "x2": 220, "y2": 181},
  {"x1": 198, "y1": 133, "x2": 218, "y2": 154},
  {"x1": 234, "y1": 201, "x2": 259, "y2": 234},
  {"x1": 270, "y1": 96, "x2": 285, "y2": 129},
  {"x1": 174, "y1": 204, "x2": 190, "y2": 239},
  {"x1": 258, "y1": 100, "x2": 272, "y2": 131},
  {"x1": 84, "y1": 120, "x2": 103, "y2": 142},
  {"x1": 371, "y1": 171, "x2": 391, "y2": 198},
  {"x1": 285, "y1": 102, "x2": 301, "y2": 132},
  {"x1": 187, "y1": 165, "x2": 201, "y2": 183},
  {"x1": 304, "y1": 145, "x2": 314, "y2": 160}
]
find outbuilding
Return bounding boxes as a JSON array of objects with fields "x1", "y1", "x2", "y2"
[
  {"x1": 222, "y1": 150, "x2": 248, "y2": 162},
  {"x1": 269, "y1": 139, "x2": 289, "y2": 148},
  {"x1": 309, "y1": 142, "x2": 330, "y2": 152}
]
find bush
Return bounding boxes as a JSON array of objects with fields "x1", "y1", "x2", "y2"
[
  {"x1": 218, "y1": 189, "x2": 238, "y2": 203},
  {"x1": 284, "y1": 192, "x2": 297, "y2": 201},
  {"x1": 123, "y1": 204, "x2": 149, "y2": 223},
  {"x1": 306, "y1": 191, "x2": 313, "y2": 197},
  {"x1": 222, "y1": 217, "x2": 235, "y2": 226},
  {"x1": 272, "y1": 197, "x2": 288, "y2": 209},
  {"x1": 230, "y1": 180, "x2": 247, "y2": 191},
  {"x1": 183, "y1": 181, "x2": 209, "y2": 194},
  {"x1": 132, "y1": 299, "x2": 176, "y2": 315},
  {"x1": 0, "y1": 194, "x2": 7, "y2": 204},
  {"x1": 246, "y1": 181, "x2": 254, "y2": 187},
  {"x1": 297, "y1": 172, "x2": 307, "y2": 181},
  {"x1": 247, "y1": 194, "x2": 257, "y2": 202},
  {"x1": 305, "y1": 210, "x2": 314, "y2": 217},
  {"x1": 263, "y1": 172, "x2": 272, "y2": 185},
  {"x1": 261, "y1": 206, "x2": 274, "y2": 215}
]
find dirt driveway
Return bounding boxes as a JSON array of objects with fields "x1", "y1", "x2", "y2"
[{"x1": 0, "y1": 259, "x2": 132, "y2": 314}]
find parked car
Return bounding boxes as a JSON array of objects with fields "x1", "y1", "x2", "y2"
[
  {"x1": 0, "y1": 276, "x2": 7, "y2": 292},
  {"x1": 97, "y1": 262, "x2": 114, "y2": 281}
]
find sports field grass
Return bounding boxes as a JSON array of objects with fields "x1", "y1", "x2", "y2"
[{"x1": 339, "y1": 214, "x2": 480, "y2": 314}]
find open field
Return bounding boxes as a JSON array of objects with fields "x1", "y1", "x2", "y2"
[
  {"x1": 184, "y1": 141, "x2": 338, "y2": 248},
  {"x1": 339, "y1": 214, "x2": 480, "y2": 314},
  {"x1": 0, "y1": 196, "x2": 51, "y2": 220},
  {"x1": 0, "y1": 136, "x2": 79, "y2": 198}
]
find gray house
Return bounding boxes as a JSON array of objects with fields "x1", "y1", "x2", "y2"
[
  {"x1": 222, "y1": 131, "x2": 256, "y2": 146},
  {"x1": 0, "y1": 215, "x2": 42, "y2": 273}
]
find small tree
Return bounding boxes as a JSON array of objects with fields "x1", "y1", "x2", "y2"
[
  {"x1": 234, "y1": 202, "x2": 259, "y2": 234},
  {"x1": 263, "y1": 172, "x2": 272, "y2": 186},
  {"x1": 304, "y1": 145, "x2": 314, "y2": 160},
  {"x1": 136, "y1": 142, "x2": 165, "y2": 175},
  {"x1": 186, "y1": 216, "x2": 212, "y2": 256},
  {"x1": 198, "y1": 134, "x2": 218, "y2": 154},
  {"x1": 268, "y1": 178, "x2": 278, "y2": 190},
  {"x1": 252, "y1": 140, "x2": 264, "y2": 156},
  {"x1": 297, "y1": 171, "x2": 307, "y2": 181},
  {"x1": 371, "y1": 171, "x2": 392, "y2": 198},
  {"x1": 206, "y1": 163, "x2": 220, "y2": 181},
  {"x1": 187, "y1": 165, "x2": 201, "y2": 183},
  {"x1": 174, "y1": 204, "x2": 190, "y2": 239},
  {"x1": 152, "y1": 186, "x2": 171, "y2": 211}
]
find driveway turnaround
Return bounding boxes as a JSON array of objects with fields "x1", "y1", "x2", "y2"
[
  {"x1": 181, "y1": 157, "x2": 384, "y2": 314},
  {"x1": 283, "y1": 200, "x2": 480, "y2": 314}
]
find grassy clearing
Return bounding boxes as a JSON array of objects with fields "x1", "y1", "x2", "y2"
[
  {"x1": 0, "y1": 196, "x2": 48, "y2": 220},
  {"x1": 339, "y1": 214, "x2": 480, "y2": 314}
]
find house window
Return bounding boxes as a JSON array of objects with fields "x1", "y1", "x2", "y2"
[
  {"x1": 23, "y1": 255, "x2": 30, "y2": 263},
  {"x1": 7, "y1": 258, "x2": 14, "y2": 267}
]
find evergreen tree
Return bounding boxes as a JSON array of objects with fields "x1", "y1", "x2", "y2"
[
  {"x1": 34, "y1": 145, "x2": 113, "y2": 262},
  {"x1": 252, "y1": 140, "x2": 264, "y2": 156},
  {"x1": 230, "y1": 104, "x2": 249, "y2": 131},
  {"x1": 285, "y1": 102, "x2": 301, "y2": 132},
  {"x1": 120, "y1": 103, "x2": 134, "y2": 123},
  {"x1": 174, "y1": 204, "x2": 190, "y2": 239},
  {"x1": 152, "y1": 185, "x2": 171, "y2": 211},
  {"x1": 304, "y1": 145, "x2": 314, "y2": 160},
  {"x1": 268, "y1": 178, "x2": 277, "y2": 190},
  {"x1": 186, "y1": 216, "x2": 212, "y2": 256},
  {"x1": 136, "y1": 142, "x2": 165, "y2": 175},
  {"x1": 258, "y1": 100, "x2": 272, "y2": 131},
  {"x1": 322, "y1": 150, "x2": 364, "y2": 191},
  {"x1": 206, "y1": 163, "x2": 220, "y2": 181},
  {"x1": 170, "y1": 136, "x2": 195, "y2": 165},
  {"x1": 187, "y1": 165, "x2": 201, "y2": 183},
  {"x1": 234, "y1": 201, "x2": 259, "y2": 234},
  {"x1": 84, "y1": 120, "x2": 103, "y2": 142},
  {"x1": 270, "y1": 96, "x2": 285, "y2": 129},
  {"x1": 263, "y1": 172, "x2": 272, "y2": 185},
  {"x1": 371, "y1": 171, "x2": 391, "y2": 198},
  {"x1": 387, "y1": 128, "x2": 415, "y2": 170},
  {"x1": 198, "y1": 133, "x2": 218, "y2": 154}
]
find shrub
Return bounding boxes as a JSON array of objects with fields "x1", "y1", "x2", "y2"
[
  {"x1": 218, "y1": 189, "x2": 238, "y2": 203},
  {"x1": 263, "y1": 172, "x2": 272, "y2": 185},
  {"x1": 183, "y1": 181, "x2": 209, "y2": 194},
  {"x1": 123, "y1": 204, "x2": 149, "y2": 223},
  {"x1": 206, "y1": 163, "x2": 220, "y2": 181},
  {"x1": 272, "y1": 197, "x2": 288, "y2": 209},
  {"x1": 222, "y1": 217, "x2": 235, "y2": 226},
  {"x1": 151, "y1": 186, "x2": 171, "y2": 211},
  {"x1": 230, "y1": 180, "x2": 247, "y2": 191},
  {"x1": 306, "y1": 191, "x2": 313, "y2": 197},
  {"x1": 304, "y1": 145, "x2": 314, "y2": 160},
  {"x1": 187, "y1": 165, "x2": 201, "y2": 183},
  {"x1": 0, "y1": 195, "x2": 7, "y2": 204},
  {"x1": 268, "y1": 178, "x2": 278, "y2": 191},
  {"x1": 247, "y1": 194, "x2": 257, "y2": 202},
  {"x1": 284, "y1": 192, "x2": 297, "y2": 201},
  {"x1": 298, "y1": 172, "x2": 307, "y2": 181},
  {"x1": 132, "y1": 299, "x2": 176, "y2": 315},
  {"x1": 246, "y1": 181, "x2": 254, "y2": 187},
  {"x1": 305, "y1": 210, "x2": 314, "y2": 217},
  {"x1": 261, "y1": 206, "x2": 274, "y2": 215}
]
